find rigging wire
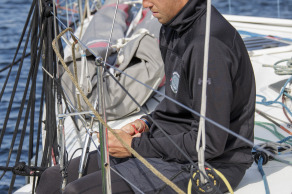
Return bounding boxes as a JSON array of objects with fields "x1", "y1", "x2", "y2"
[
  {"x1": 5, "y1": 3, "x2": 45, "y2": 192},
  {"x1": 0, "y1": 0, "x2": 36, "y2": 102},
  {"x1": 0, "y1": 0, "x2": 38, "y2": 182},
  {"x1": 103, "y1": 0, "x2": 120, "y2": 67},
  {"x1": 0, "y1": 53, "x2": 31, "y2": 73}
]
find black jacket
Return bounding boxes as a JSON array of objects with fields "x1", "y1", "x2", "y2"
[{"x1": 132, "y1": 0, "x2": 255, "y2": 165}]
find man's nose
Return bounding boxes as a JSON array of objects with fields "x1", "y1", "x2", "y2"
[{"x1": 142, "y1": 0, "x2": 153, "y2": 9}]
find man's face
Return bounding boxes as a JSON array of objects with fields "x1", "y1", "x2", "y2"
[{"x1": 142, "y1": 0, "x2": 189, "y2": 24}]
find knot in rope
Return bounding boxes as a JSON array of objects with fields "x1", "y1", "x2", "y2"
[
  {"x1": 12, "y1": 162, "x2": 31, "y2": 176},
  {"x1": 11, "y1": 162, "x2": 46, "y2": 176},
  {"x1": 263, "y1": 58, "x2": 292, "y2": 75}
]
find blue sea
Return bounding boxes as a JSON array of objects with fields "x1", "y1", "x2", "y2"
[{"x1": 0, "y1": 0, "x2": 291, "y2": 193}]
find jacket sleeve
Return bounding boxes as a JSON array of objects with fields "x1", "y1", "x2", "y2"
[{"x1": 132, "y1": 37, "x2": 237, "y2": 163}]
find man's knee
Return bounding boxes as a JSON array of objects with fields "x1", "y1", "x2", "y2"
[
  {"x1": 63, "y1": 182, "x2": 81, "y2": 194},
  {"x1": 36, "y1": 166, "x2": 62, "y2": 194}
]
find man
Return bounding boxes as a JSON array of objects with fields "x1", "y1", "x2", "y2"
[{"x1": 37, "y1": 0, "x2": 255, "y2": 193}]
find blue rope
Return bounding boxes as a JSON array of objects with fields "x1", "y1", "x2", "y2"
[
  {"x1": 258, "y1": 157, "x2": 270, "y2": 194},
  {"x1": 256, "y1": 75, "x2": 292, "y2": 116},
  {"x1": 278, "y1": 136, "x2": 292, "y2": 143}
]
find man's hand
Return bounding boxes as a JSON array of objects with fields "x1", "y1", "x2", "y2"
[
  {"x1": 120, "y1": 119, "x2": 149, "y2": 136},
  {"x1": 97, "y1": 129, "x2": 140, "y2": 158}
]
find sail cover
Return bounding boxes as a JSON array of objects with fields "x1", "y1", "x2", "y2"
[{"x1": 61, "y1": 1, "x2": 164, "y2": 120}]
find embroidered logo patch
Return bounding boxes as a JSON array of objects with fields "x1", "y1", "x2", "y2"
[{"x1": 170, "y1": 72, "x2": 180, "y2": 93}]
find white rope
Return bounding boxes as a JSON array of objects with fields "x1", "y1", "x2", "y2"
[
  {"x1": 196, "y1": 0, "x2": 212, "y2": 184},
  {"x1": 65, "y1": 0, "x2": 70, "y2": 39},
  {"x1": 86, "y1": 0, "x2": 91, "y2": 18}
]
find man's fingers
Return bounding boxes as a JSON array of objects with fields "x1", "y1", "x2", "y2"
[
  {"x1": 133, "y1": 133, "x2": 141, "y2": 138},
  {"x1": 96, "y1": 133, "x2": 100, "y2": 142}
]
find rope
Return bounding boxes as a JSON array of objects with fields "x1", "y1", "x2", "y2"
[
  {"x1": 0, "y1": 52, "x2": 31, "y2": 73},
  {"x1": 0, "y1": 3, "x2": 38, "y2": 183},
  {"x1": 282, "y1": 94, "x2": 292, "y2": 124},
  {"x1": 255, "y1": 121, "x2": 292, "y2": 144},
  {"x1": 263, "y1": 58, "x2": 292, "y2": 75},
  {"x1": 32, "y1": 72, "x2": 45, "y2": 194},
  {"x1": 0, "y1": 0, "x2": 36, "y2": 146},
  {"x1": 52, "y1": 27, "x2": 185, "y2": 194},
  {"x1": 0, "y1": 0, "x2": 36, "y2": 102},
  {"x1": 257, "y1": 157, "x2": 270, "y2": 194},
  {"x1": 9, "y1": 8, "x2": 44, "y2": 191},
  {"x1": 72, "y1": 38, "x2": 82, "y2": 111},
  {"x1": 256, "y1": 109, "x2": 292, "y2": 136},
  {"x1": 0, "y1": 162, "x2": 47, "y2": 177},
  {"x1": 256, "y1": 75, "x2": 292, "y2": 118},
  {"x1": 187, "y1": 167, "x2": 234, "y2": 194},
  {"x1": 77, "y1": 0, "x2": 88, "y2": 43},
  {"x1": 213, "y1": 169, "x2": 233, "y2": 194},
  {"x1": 196, "y1": 0, "x2": 211, "y2": 184}
]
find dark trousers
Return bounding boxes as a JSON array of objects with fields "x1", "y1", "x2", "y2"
[
  {"x1": 36, "y1": 151, "x2": 133, "y2": 194},
  {"x1": 36, "y1": 151, "x2": 248, "y2": 194}
]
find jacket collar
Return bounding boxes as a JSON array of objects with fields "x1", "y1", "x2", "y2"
[{"x1": 163, "y1": 0, "x2": 206, "y2": 34}]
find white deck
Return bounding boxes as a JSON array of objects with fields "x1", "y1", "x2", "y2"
[{"x1": 235, "y1": 47, "x2": 292, "y2": 194}]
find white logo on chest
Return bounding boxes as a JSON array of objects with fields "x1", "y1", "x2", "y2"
[{"x1": 170, "y1": 72, "x2": 180, "y2": 93}]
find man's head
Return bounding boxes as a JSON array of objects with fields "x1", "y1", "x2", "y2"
[{"x1": 142, "y1": 0, "x2": 189, "y2": 24}]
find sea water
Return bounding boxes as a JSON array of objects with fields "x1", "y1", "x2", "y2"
[{"x1": 0, "y1": 0, "x2": 292, "y2": 193}]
